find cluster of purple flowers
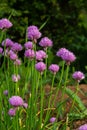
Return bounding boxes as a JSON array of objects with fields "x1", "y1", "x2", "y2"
[
  {"x1": 25, "y1": 25, "x2": 55, "y2": 74},
  {"x1": 24, "y1": 41, "x2": 33, "y2": 49},
  {"x1": 0, "y1": 19, "x2": 85, "y2": 120},
  {"x1": 39, "y1": 37, "x2": 53, "y2": 48},
  {"x1": 72, "y1": 71, "x2": 85, "y2": 82},
  {"x1": 1, "y1": 38, "x2": 22, "y2": 65},
  {"x1": 8, "y1": 96, "x2": 28, "y2": 116},
  {"x1": 11, "y1": 42, "x2": 22, "y2": 52},
  {"x1": 8, "y1": 50, "x2": 18, "y2": 61},
  {"x1": 56, "y1": 48, "x2": 76, "y2": 65},
  {"x1": 49, "y1": 64, "x2": 60, "y2": 75},
  {"x1": 2, "y1": 38, "x2": 14, "y2": 48},
  {"x1": 27, "y1": 25, "x2": 41, "y2": 43},
  {"x1": 35, "y1": 62, "x2": 46, "y2": 74},
  {"x1": 24, "y1": 49, "x2": 35, "y2": 59},
  {"x1": 9, "y1": 96, "x2": 24, "y2": 107},
  {"x1": 49, "y1": 117, "x2": 56, "y2": 123},
  {"x1": 14, "y1": 59, "x2": 21, "y2": 66},
  {"x1": 0, "y1": 39, "x2": 22, "y2": 84},
  {"x1": 12, "y1": 74, "x2": 20, "y2": 82},
  {"x1": 0, "y1": 18, "x2": 12, "y2": 29},
  {"x1": 36, "y1": 50, "x2": 47, "y2": 61}
]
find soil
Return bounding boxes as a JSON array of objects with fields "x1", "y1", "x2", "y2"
[{"x1": 44, "y1": 84, "x2": 87, "y2": 130}]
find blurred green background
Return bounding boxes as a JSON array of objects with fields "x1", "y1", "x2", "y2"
[{"x1": 0, "y1": 0, "x2": 87, "y2": 76}]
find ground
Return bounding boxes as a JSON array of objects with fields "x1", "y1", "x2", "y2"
[{"x1": 44, "y1": 84, "x2": 87, "y2": 129}]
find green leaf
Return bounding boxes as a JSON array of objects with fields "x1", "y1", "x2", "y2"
[{"x1": 65, "y1": 87, "x2": 86, "y2": 111}]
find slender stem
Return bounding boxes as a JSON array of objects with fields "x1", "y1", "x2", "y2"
[
  {"x1": 44, "y1": 61, "x2": 65, "y2": 127},
  {"x1": 52, "y1": 61, "x2": 65, "y2": 103},
  {"x1": 44, "y1": 74, "x2": 55, "y2": 126},
  {"x1": 56, "y1": 64, "x2": 69, "y2": 119},
  {"x1": 40, "y1": 74, "x2": 44, "y2": 129},
  {"x1": 70, "y1": 82, "x2": 79, "y2": 111},
  {"x1": 24, "y1": 60, "x2": 30, "y2": 94},
  {"x1": 15, "y1": 65, "x2": 19, "y2": 95},
  {"x1": 44, "y1": 48, "x2": 47, "y2": 79},
  {"x1": 57, "y1": 61, "x2": 65, "y2": 89},
  {"x1": 61, "y1": 65, "x2": 69, "y2": 102}
]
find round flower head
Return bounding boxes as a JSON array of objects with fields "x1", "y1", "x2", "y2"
[
  {"x1": 2, "y1": 38, "x2": 14, "y2": 48},
  {"x1": 62, "y1": 51, "x2": 76, "y2": 65},
  {"x1": 78, "y1": 124, "x2": 87, "y2": 130},
  {"x1": 36, "y1": 50, "x2": 47, "y2": 61},
  {"x1": 56, "y1": 48, "x2": 76, "y2": 65},
  {"x1": 27, "y1": 25, "x2": 41, "y2": 43},
  {"x1": 56, "y1": 48, "x2": 68, "y2": 57},
  {"x1": 0, "y1": 47, "x2": 3, "y2": 54},
  {"x1": 9, "y1": 96, "x2": 24, "y2": 107},
  {"x1": 39, "y1": 37, "x2": 53, "y2": 48},
  {"x1": 3, "y1": 90, "x2": 8, "y2": 96},
  {"x1": 8, "y1": 108, "x2": 17, "y2": 116},
  {"x1": 0, "y1": 18, "x2": 13, "y2": 29},
  {"x1": 14, "y1": 59, "x2": 21, "y2": 66},
  {"x1": 24, "y1": 49, "x2": 35, "y2": 59},
  {"x1": 9, "y1": 51, "x2": 18, "y2": 61},
  {"x1": 12, "y1": 74, "x2": 20, "y2": 82},
  {"x1": 24, "y1": 41, "x2": 33, "y2": 49},
  {"x1": 11, "y1": 42, "x2": 22, "y2": 52},
  {"x1": 49, "y1": 117, "x2": 56, "y2": 123},
  {"x1": 35, "y1": 62, "x2": 46, "y2": 73},
  {"x1": 49, "y1": 64, "x2": 59, "y2": 74},
  {"x1": 72, "y1": 71, "x2": 85, "y2": 82}
]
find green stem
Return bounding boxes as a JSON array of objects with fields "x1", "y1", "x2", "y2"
[
  {"x1": 57, "y1": 61, "x2": 65, "y2": 89},
  {"x1": 52, "y1": 61, "x2": 65, "y2": 103},
  {"x1": 44, "y1": 48, "x2": 47, "y2": 79},
  {"x1": 43, "y1": 61, "x2": 65, "y2": 127},
  {"x1": 61, "y1": 65, "x2": 69, "y2": 103},
  {"x1": 44, "y1": 74, "x2": 55, "y2": 125},
  {"x1": 56, "y1": 65, "x2": 69, "y2": 119},
  {"x1": 70, "y1": 82, "x2": 79, "y2": 111},
  {"x1": 40, "y1": 74, "x2": 44, "y2": 129}
]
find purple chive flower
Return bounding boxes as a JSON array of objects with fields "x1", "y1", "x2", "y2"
[
  {"x1": 9, "y1": 51, "x2": 18, "y2": 61},
  {"x1": 0, "y1": 18, "x2": 13, "y2": 29},
  {"x1": 9, "y1": 96, "x2": 24, "y2": 107},
  {"x1": 27, "y1": 25, "x2": 41, "y2": 43},
  {"x1": 36, "y1": 50, "x2": 47, "y2": 61},
  {"x1": 49, "y1": 64, "x2": 60, "y2": 74},
  {"x1": 23, "y1": 103, "x2": 28, "y2": 109},
  {"x1": 2, "y1": 38, "x2": 14, "y2": 48},
  {"x1": 0, "y1": 47, "x2": 3, "y2": 54},
  {"x1": 3, "y1": 90, "x2": 8, "y2": 96},
  {"x1": 35, "y1": 62, "x2": 46, "y2": 73},
  {"x1": 72, "y1": 71, "x2": 85, "y2": 82},
  {"x1": 8, "y1": 108, "x2": 17, "y2": 116},
  {"x1": 39, "y1": 37, "x2": 53, "y2": 48},
  {"x1": 56, "y1": 48, "x2": 68, "y2": 57},
  {"x1": 11, "y1": 42, "x2": 22, "y2": 52},
  {"x1": 56, "y1": 48, "x2": 76, "y2": 65},
  {"x1": 12, "y1": 74, "x2": 20, "y2": 82},
  {"x1": 24, "y1": 49, "x2": 35, "y2": 59},
  {"x1": 78, "y1": 124, "x2": 87, "y2": 130},
  {"x1": 14, "y1": 59, "x2": 21, "y2": 66},
  {"x1": 24, "y1": 41, "x2": 33, "y2": 49},
  {"x1": 49, "y1": 117, "x2": 56, "y2": 123}
]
